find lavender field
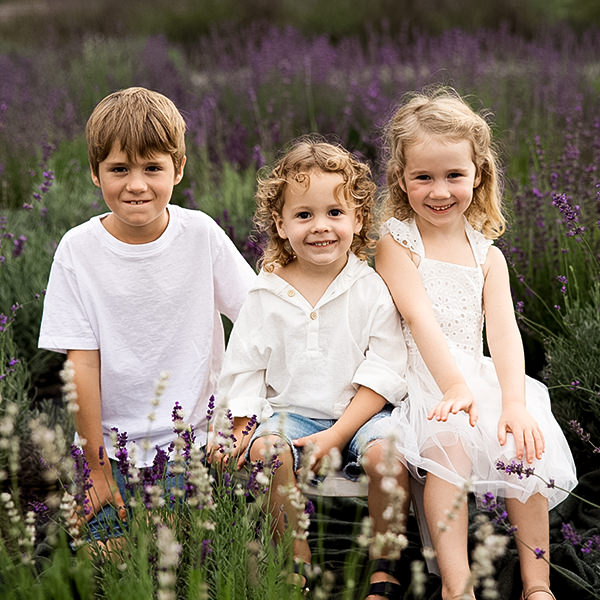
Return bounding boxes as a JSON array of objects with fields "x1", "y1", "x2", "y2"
[{"x1": 0, "y1": 2, "x2": 599, "y2": 598}]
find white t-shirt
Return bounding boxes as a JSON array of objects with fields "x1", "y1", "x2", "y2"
[
  {"x1": 39, "y1": 204, "x2": 256, "y2": 465},
  {"x1": 218, "y1": 253, "x2": 408, "y2": 421}
]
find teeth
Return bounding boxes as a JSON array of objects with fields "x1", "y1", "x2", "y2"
[
  {"x1": 430, "y1": 204, "x2": 452, "y2": 211},
  {"x1": 312, "y1": 241, "x2": 333, "y2": 246},
  {"x1": 129, "y1": 201, "x2": 145, "y2": 205}
]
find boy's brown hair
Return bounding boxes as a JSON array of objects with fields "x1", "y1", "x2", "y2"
[
  {"x1": 86, "y1": 87, "x2": 186, "y2": 177},
  {"x1": 254, "y1": 136, "x2": 377, "y2": 271}
]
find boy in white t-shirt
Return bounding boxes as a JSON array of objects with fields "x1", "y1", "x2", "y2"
[{"x1": 38, "y1": 87, "x2": 256, "y2": 541}]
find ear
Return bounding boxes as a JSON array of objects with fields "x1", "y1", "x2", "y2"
[
  {"x1": 174, "y1": 155, "x2": 187, "y2": 185},
  {"x1": 90, "y1": 165, "x2": 101, "y2": 188},
  {"x1": 272, "y1": 211, "x2": 287, "y2": 239},
  {"x1": 396, "y1": 167, "x2": 407, "y2": 193},
  {"x1": 473, "y1": 168, "x2": 481, "y2": 188},
  {"x1": 353, "y1": 209, "x2": 363, "y2": 235}
]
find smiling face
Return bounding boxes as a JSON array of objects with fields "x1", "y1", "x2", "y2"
[
  {"x1": 274, "y1": 170, "x2": 362, "y2": 275},
  {"x1": 91, "y1": 144, "x2": 185, "y2": 244},
  {"x1": 401, "y1": 135, "x2": 480, "y2": 231}
]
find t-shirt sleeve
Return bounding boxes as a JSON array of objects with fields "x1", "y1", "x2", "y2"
[
  {"x1": 38, "y1": 245, "x2": 98, "y2": 354},
  {"x1": 351, "y1": 280, "x2": 408, "y2": 405},
  {"x1": 216, "y1": 294, "x2": 272, "y2": 421},
  {"x1": 211, "y1": 227, "x2": 257, "y2": 322}
]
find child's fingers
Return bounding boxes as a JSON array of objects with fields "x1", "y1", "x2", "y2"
[
  {"x1": 497, "y1": 422, "x2": 507, "y2": 446},
  {"x1": 468, "y1": 402, "x2": 479, "y2": 427}
]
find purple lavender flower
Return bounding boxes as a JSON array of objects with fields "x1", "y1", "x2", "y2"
[
  {"x1": 561, "y1": 522, "x2": 582, "y2": 546},
  {"x1": 200, "y1": 539, "x2": 213, "y2": 565},
  {"x1": 206, "y1": 395, "x2": 215, "y2": 422},
  {"x1": 12, "y1": 235, "x2": 26, "y2": 258},
  {"x1": 534, "y1": 547, "x2": 546, "y2": 559},
  {"x1": 29, "y1": 500, "x2": 49, "y2": 514},
  {"x1": 552, "y1": 193, "x2": 585, "y2": 238},
  {"x1": 495, "y1": 460, "x2": 535, "y2": 479},
  {"x1": 71, "y1": 444, "x2": 92, "y2": 516}
]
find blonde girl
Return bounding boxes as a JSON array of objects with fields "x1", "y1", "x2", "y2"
[{"x1": 376, "y1": 88, "x2": 577, "y2": 600}]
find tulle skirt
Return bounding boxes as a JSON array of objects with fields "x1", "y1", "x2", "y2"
[{"x1": 392, "y1": 350, "x2": 578, "y2": 510}]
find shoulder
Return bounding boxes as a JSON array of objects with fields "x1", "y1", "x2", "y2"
[
  {"x1": 379, "y1": 217, "x2": 423, "y2": 258},
  {"x1": 465, "y1": 220, "x2": 494, "y2": 265},
  {"x1": 482, "y1": 245, "x2": 509, "y2": 281},
  {"x1": 53, "y1": 217, "x2": 103, "y2": 261},
  {"x1": 172, "y1": 205, "x2": 220, "y2": 233}
]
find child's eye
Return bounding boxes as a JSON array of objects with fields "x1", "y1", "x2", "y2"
[
  {"x1": 111, "y1": 166, "x2": 128, "y2": 173},
  {"x1": 297, "y1": 211, "x2": 311, "y2": 219},
  {"x1": 146, "y1": 165, "x2": 162, "y2": 172},
  {"x1": 328, "y1": 208, "x2": 343, "y2": 216},
  {"x1": 448, "y1": 172, "x2": 464, "y2": 179},
  {"x1": 415, "y1": 174, "x2": 430, "y2": 181}
]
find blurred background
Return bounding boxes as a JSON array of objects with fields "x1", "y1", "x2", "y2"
[{"x1": 0, "y1": 0, "x2": 599, "y2": 475}]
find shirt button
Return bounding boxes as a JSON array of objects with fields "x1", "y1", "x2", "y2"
[
  {"x1": 310, "y1": 311, "x2": 317, "y2": 320},
  {"x1": 287, "y1": 289, "x2": 295, "y2": 297}
]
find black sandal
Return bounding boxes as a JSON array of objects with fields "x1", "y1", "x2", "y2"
[{"x1": 365, "y1": 558, "x2": 404, "y2": 599}]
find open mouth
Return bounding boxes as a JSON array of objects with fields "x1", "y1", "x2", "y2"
[
  {"x1": 126, "y1": 200, "x2": 149, "y2": 205},
  {"x1": 309, "y1": 240, "x2": 336, "y2": 247},
  {"x1": 427, "y1": 202, "x2": 455, "y2": 212}
]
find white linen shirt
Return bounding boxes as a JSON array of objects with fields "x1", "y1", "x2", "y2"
[{"x1": 218, "y1": 253, "x2": 408, "y2": 421}]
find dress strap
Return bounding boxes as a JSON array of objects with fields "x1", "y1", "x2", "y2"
[
  {"x1": 465, "y1": 220, "x2": 493, "y2": 265},
  {"x1": 381, "y1": 218, "x2": 424, "y2": 258}
]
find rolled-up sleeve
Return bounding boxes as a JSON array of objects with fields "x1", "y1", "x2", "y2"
[
  {"x1": 216, "y1": 295, "x2": 272, "y2": 421},
  {"x1": 352, "y1": 286, "x2": 408, "y2": 406}
]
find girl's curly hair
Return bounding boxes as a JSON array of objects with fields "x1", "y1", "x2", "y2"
[
  {"x1": 381, "y1": 86, "x2": 505, "y2": 239},
  {"x1": 254, "y1": 136, "x2": 377, "y2": 271}
]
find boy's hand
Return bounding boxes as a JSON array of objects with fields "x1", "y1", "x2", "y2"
[
  {"x1": 293, "y1": 427, "x2": 345, "y2": 476},
  {"x1": 427, "y1": 382, "x2": 478, "y2": 427},
  {"x1": 83, "y1": 467, "x2": 126, "y2": 523},
  {"x1": 497, "y1": 403, "x2": 545, "y2": 464},
  {"x1": 207, "y1": 417, "x2": 256, "y2": 470}
]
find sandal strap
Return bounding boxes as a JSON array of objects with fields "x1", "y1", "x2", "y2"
[
  {"x1": 367, "y1": 580, "x2": 403, "y2": 599},
  {"x1": 370, "y1": 558, "x2": 400, "y2": 577},
  {"x1": 522, "y1": 586, "x2": 556, "y2": 600}
]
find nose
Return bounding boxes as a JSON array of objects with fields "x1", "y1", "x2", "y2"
[
  {"x1": 126, "y1": 170, "x2": 148, "y2": 193},
  {"x1": 311, "y1": 215, "x2": 331, "y2": 232},
  {"x1": 429, "y1": 179, "x2": 450, "y2": 199}
]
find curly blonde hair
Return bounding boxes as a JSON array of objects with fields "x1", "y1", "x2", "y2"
[
  {"x1": 381, "y1": 87, "x2": 505, "y2": 239},
  {"x1": 255, "y1": 136, "x2": 377, "y2": 271}
]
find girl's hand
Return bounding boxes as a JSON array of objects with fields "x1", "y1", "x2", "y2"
[
  {"x1": 293, "y1": 427, "x2": 345, "y2": 476},
  {"x1": 497, "y1": 403, "x2": 545, "y2": 463},
  {"x1": 427, "y1": 382, "x2": 478, "y2": 427}
]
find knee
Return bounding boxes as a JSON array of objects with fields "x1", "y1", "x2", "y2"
[{"x1": 249, "y1": 434, "x2": 291, "y2": 463}]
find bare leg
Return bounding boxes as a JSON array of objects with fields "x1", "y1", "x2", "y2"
[
  {"x1": 424, "y1": 474, "x2": 474, "y2": 600},
  {"x1": 506, "y1": 494, "x2": 552, "y2": 599},
  {"x1": 249, "y1": 435, "x2": 311, "y2": 565},
  {"x1": 363, "y1": 441, "x2": 410, "y2": 600}
]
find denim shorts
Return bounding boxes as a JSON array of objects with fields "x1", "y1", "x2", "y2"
[
  {"x1": 248, "y1": 404, "x2": 394, "y2": 481},
  {"x1": 82, "y1": 459, "x2": 185, "y2": 544}
]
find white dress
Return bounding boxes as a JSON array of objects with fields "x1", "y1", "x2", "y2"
[{"x1": 383, "y1": 217, "x2": 577, "y2": 509}]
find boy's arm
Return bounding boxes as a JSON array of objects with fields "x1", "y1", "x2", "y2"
[
  {"x1": 376, "y1": 235, "x2": 478, "y2": 425},
  {"x1": 294, "y1": 386, "x2": 386, "y2": 474},
  {"x1": 482, "y1": 247, "x2": 545, "y2": 463},
  {"x1": 68, "y1": 349, "x2": 125, "y2": 521}
]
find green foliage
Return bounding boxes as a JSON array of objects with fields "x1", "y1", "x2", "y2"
[{"x1": 542, "y1": 283, "x2": 600, "y2": 475}]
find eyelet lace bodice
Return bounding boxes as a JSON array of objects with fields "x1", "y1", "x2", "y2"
[{"x1": 382, "y1": 217, "x2": 492, "y2": 359}]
